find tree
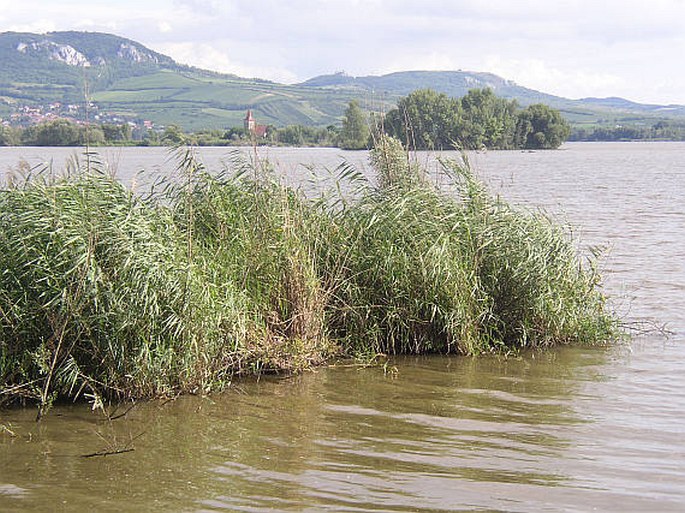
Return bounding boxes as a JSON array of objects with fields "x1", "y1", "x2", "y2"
[
  {"x1": 0, "y1": 125, "x2": 18, "y2": 146},
  {"x1": 224, "y1": 127, "x2": 248, "y2": 142},
  {"x1": 21, "y1": 119, "x2": 81, "y2": 146},
  {"x1": 459, "y1": 88, "x2": 519, "y2": 150},
  {"x1": 102, "y1": 123, "x2": 132, "y2": 144},
  {"x1": 382, "y1": 88, "x2": 569, "y2": 151},
  {"x1": 384, "y1": 89, "x2": 461, "y2": 150},
  {"x1": 516, "y1": 104, "x2": 571, "y2": 149},
  {"x1": 141, "y1": 129, "x2": 160, "y2": 146},
  {"x1": 161, "y1": 124, "x2": 187, "y2": 145},
  {"x1": 339, "y1": 100, "x2": 369, "y2": 150},
  {"x1": 277, "y1": 125, "x2": 307, "y2": 146},
  {"x1": 81, "y1": 124, "x2": 105, "y2": 146}
]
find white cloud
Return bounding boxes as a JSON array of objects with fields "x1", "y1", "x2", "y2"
[
  {"x1": 484, "y1": 57, "x2": 624, "y2": 100},
  {"x1": 2, "y1": 0, "x2": 685, "y2": 103},
  {"x1": 8, "y1": 19, "x2": 57, "y2": 33},
  {"x1": 74, "y1": 18, "x2": 119, "y2": 32},
  {"x1": 377, "y1": 52, "x2": 460, "y2": 75},
  {"x1": 158, "y1": 42, "x2": 299, "y2": 83}
]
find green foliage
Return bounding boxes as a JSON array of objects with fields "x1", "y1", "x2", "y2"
[
  {"x1": 384, "y1": 89, "x2": 461, "y2": 150},
  {"x1": 0, "y1": 169, "x2": 235, "y2": 404},
  {"x1": 570, "y1": 120, "x2": 685, "y2": 141},
  {"x1": 161, "y1": 124, "x2": 187, "y2": 145},
  {"x1": 276, "y1": 125, "x2": 312, "y2": 146},
  {"x1": 0, "y1": 143, "x2": 619, "y2": 410},
  {"x1": 516, "y1": 104, "x2": 571, "y2": 149},
  {"x1": 141, "y1": 129, "x2": 160, "y2": 146},
  {"x1": 384, "y1": 88, "x2": 562, "y2": 150},
  {"x1": 21, "y1": 119, "x2": 82, "y2": 146},
  {"x1": 272, "y1": 124, "x2": 336, "y2": 146},
  {"x1": 459, "y1": 88, "x2": 519, "y2": 149},
  {"x1": 0, "y1": 125, "x2": 19, "y2": 146},
  {"x1": 169, "y1": 155, "x2": 334, "y2": 372},
  {"x1": 339, "y1": 100, "x2": 369, "y2": 150},
  {"x1": 370, "y1": 133, "x2": 424, "y2": 189},
  {"x1": 10, "y1": 121, "x2": 340, "y2": 148},
  {"x1": 321, "y1": 138, "x2": 617, "y2": 355},
  {"x1": 101, "y1": 123, "x2": 132, "y2": 143},
  {"x1": 15, "y1": 119, "x2": 125, "y2": 146}
]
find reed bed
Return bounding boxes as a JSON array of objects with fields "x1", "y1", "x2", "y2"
[{"x1": 0, "y1": 138, "x2": 619, "y2": 410}]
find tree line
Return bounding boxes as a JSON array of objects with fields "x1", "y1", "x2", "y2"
[
  {"x1": 340, "y1": 88, "x2": 571, "y2": 151},
  {"x1": 569, "y1": 121, "x2": 685, "y2": 142},
  {"x1": 0, "y1": 119, "x2": 345, "y2": 148},
  {"x1": 0, "y1": 120, "x2": 133, "y2": 147},
  {"x1": 1, "y1": 88, "x2": 572, "y2": 150}
]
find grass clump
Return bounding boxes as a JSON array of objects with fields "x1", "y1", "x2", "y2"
[
  {"x1": 0, "y1": 169, "x2": 242, "y2": 410},
  {"x1": 167, "y1": 152, "x2": 333, "y2": 372},
  {"x1": 0, "y1": 140, "x2": 619, "y2": 411},
  {"x1": 321, "y1": 135, "x2": 617, "y2": 356}
]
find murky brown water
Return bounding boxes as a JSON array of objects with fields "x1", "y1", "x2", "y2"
[{"x1": 1, "y1": 142, "x2": 684, "y2": 512}]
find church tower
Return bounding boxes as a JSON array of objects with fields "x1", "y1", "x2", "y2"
[{"x1": 244, "y1": 110, "x2": 255, "y2": 132}]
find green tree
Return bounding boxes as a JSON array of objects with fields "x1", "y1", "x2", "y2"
[
  {"x1": 277, "y1": 125, "x2": 307, "y2": 146},
  {"x1": 516, "y1": 104, "x2": 571, "y2": 149},
  {"x1": 384, "y1": 89, "x2": 461, "y2": 150},
  {"x1": 0, "y1": 125, "x2": 18, "y2": 146},
  {"x1": 21, "y1": 119, "x2": 81, "y2": 146},
  {"x1": 161, "y1": 124, "x2": 187, "y2": 145},
  {"x1": 102, "y1": 123, "x2": 132, "y2": 144},
  {"x1": 339, "y1": 100, "x2": 369, "y2": 150},
  {"x1": 459, "y1": 88, "x2": 518, "y2": 150},
  {"x1": 274, "y1": 124, "x2": 334, "y2": 146},
  {"x1": 141, "y1": 129, "x2": 161, "y2": 146},
  {"x1": 224, "y1": 127, "x2": 248, "y2": 142},
  {"x1": 81, "y1": 124, "x2": 106, "y2": 146}
]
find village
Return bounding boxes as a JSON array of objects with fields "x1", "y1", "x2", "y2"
[{"x1": 0, "y1": 100, "x2": 154, "y2": 133}]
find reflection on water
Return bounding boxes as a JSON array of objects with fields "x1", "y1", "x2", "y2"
[
  {"x1": 2, "y1": 142, "x2": 685, "y2": 511},
  {"x1": 2, "y1": 346, "x2": 685, "y2": 512}
]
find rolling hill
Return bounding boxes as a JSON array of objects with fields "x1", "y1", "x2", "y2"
[{"x1": 1, "y1": 30, "x2": 684, "y2": 132}]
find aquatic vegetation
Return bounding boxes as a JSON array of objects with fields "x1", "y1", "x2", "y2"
[
  {"x1": 322, "y1": 135, "x2": 617, "y2": 356},
  {"x1": 0, "y1": 139, "x2": 619, "y2": 410}
]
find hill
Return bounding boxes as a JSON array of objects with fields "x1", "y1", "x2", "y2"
[
  {"x1": 300, "y1": 70, "x2": 559, "y2": 103},
  {"x1": 301, "y1": 71, "x2": 685, "y2": 128},
  {"x1": 0, "y1": 31, "x2": 181, "y2": 102},
  {"x1": 1, "y1": 31, "x2": 684, "y2": 132}
]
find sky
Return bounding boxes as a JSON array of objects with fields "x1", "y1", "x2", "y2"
[{"x1": 2, "y1": 0, "x2": 685, "y2": 105}]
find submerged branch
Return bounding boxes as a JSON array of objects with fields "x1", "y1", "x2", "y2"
[{"x1": 81, "y1": 447, "x2": 135, "y2": 458}]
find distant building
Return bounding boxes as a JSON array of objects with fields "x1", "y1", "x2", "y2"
[{"x1": 244, "y1": 110, "x2": 268, "y2": 138}]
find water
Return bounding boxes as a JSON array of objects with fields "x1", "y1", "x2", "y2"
[{"x1": 1, "y1": 142, "x2": 684, "y2": 512}]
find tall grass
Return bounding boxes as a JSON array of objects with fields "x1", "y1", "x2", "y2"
[
  {"x1": 319, "y1": 136, "x2": 616, "y2": 356},
  {"x1": 0, "y1": 139, "x2": 619, "y2": 410}
]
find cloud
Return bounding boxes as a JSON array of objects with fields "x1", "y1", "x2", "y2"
[
  {"x1": 376, "y1": 52, "x2": 460, "y2": 76},
  {"x1": 484, "y1": 57, "x2": 624, "y2": 100},
  {"x1": 74, "y1": 18, "x2": 119, "y2": 32},
  {"x1": 157, "y1": 42, "x2": 298, "y2": 83},
  {"x1": 7, "y1": 19, "x2": 57, "y2": 33},
  {"x1": 2, "y1": 0, "x2": 685, "y2": 103}
]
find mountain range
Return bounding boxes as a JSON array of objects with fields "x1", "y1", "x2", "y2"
[{"x1": 1, "y1": 30, "x2": 684, "y2": 131}]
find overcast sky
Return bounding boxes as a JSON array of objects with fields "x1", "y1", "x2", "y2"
[{"x1": 2, "y1": 0, "x2": 685, "y2": 104}]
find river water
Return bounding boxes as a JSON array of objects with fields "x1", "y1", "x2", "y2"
[{"x1": 1, "y1": 143, "x2": 684, "y2": 512}]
